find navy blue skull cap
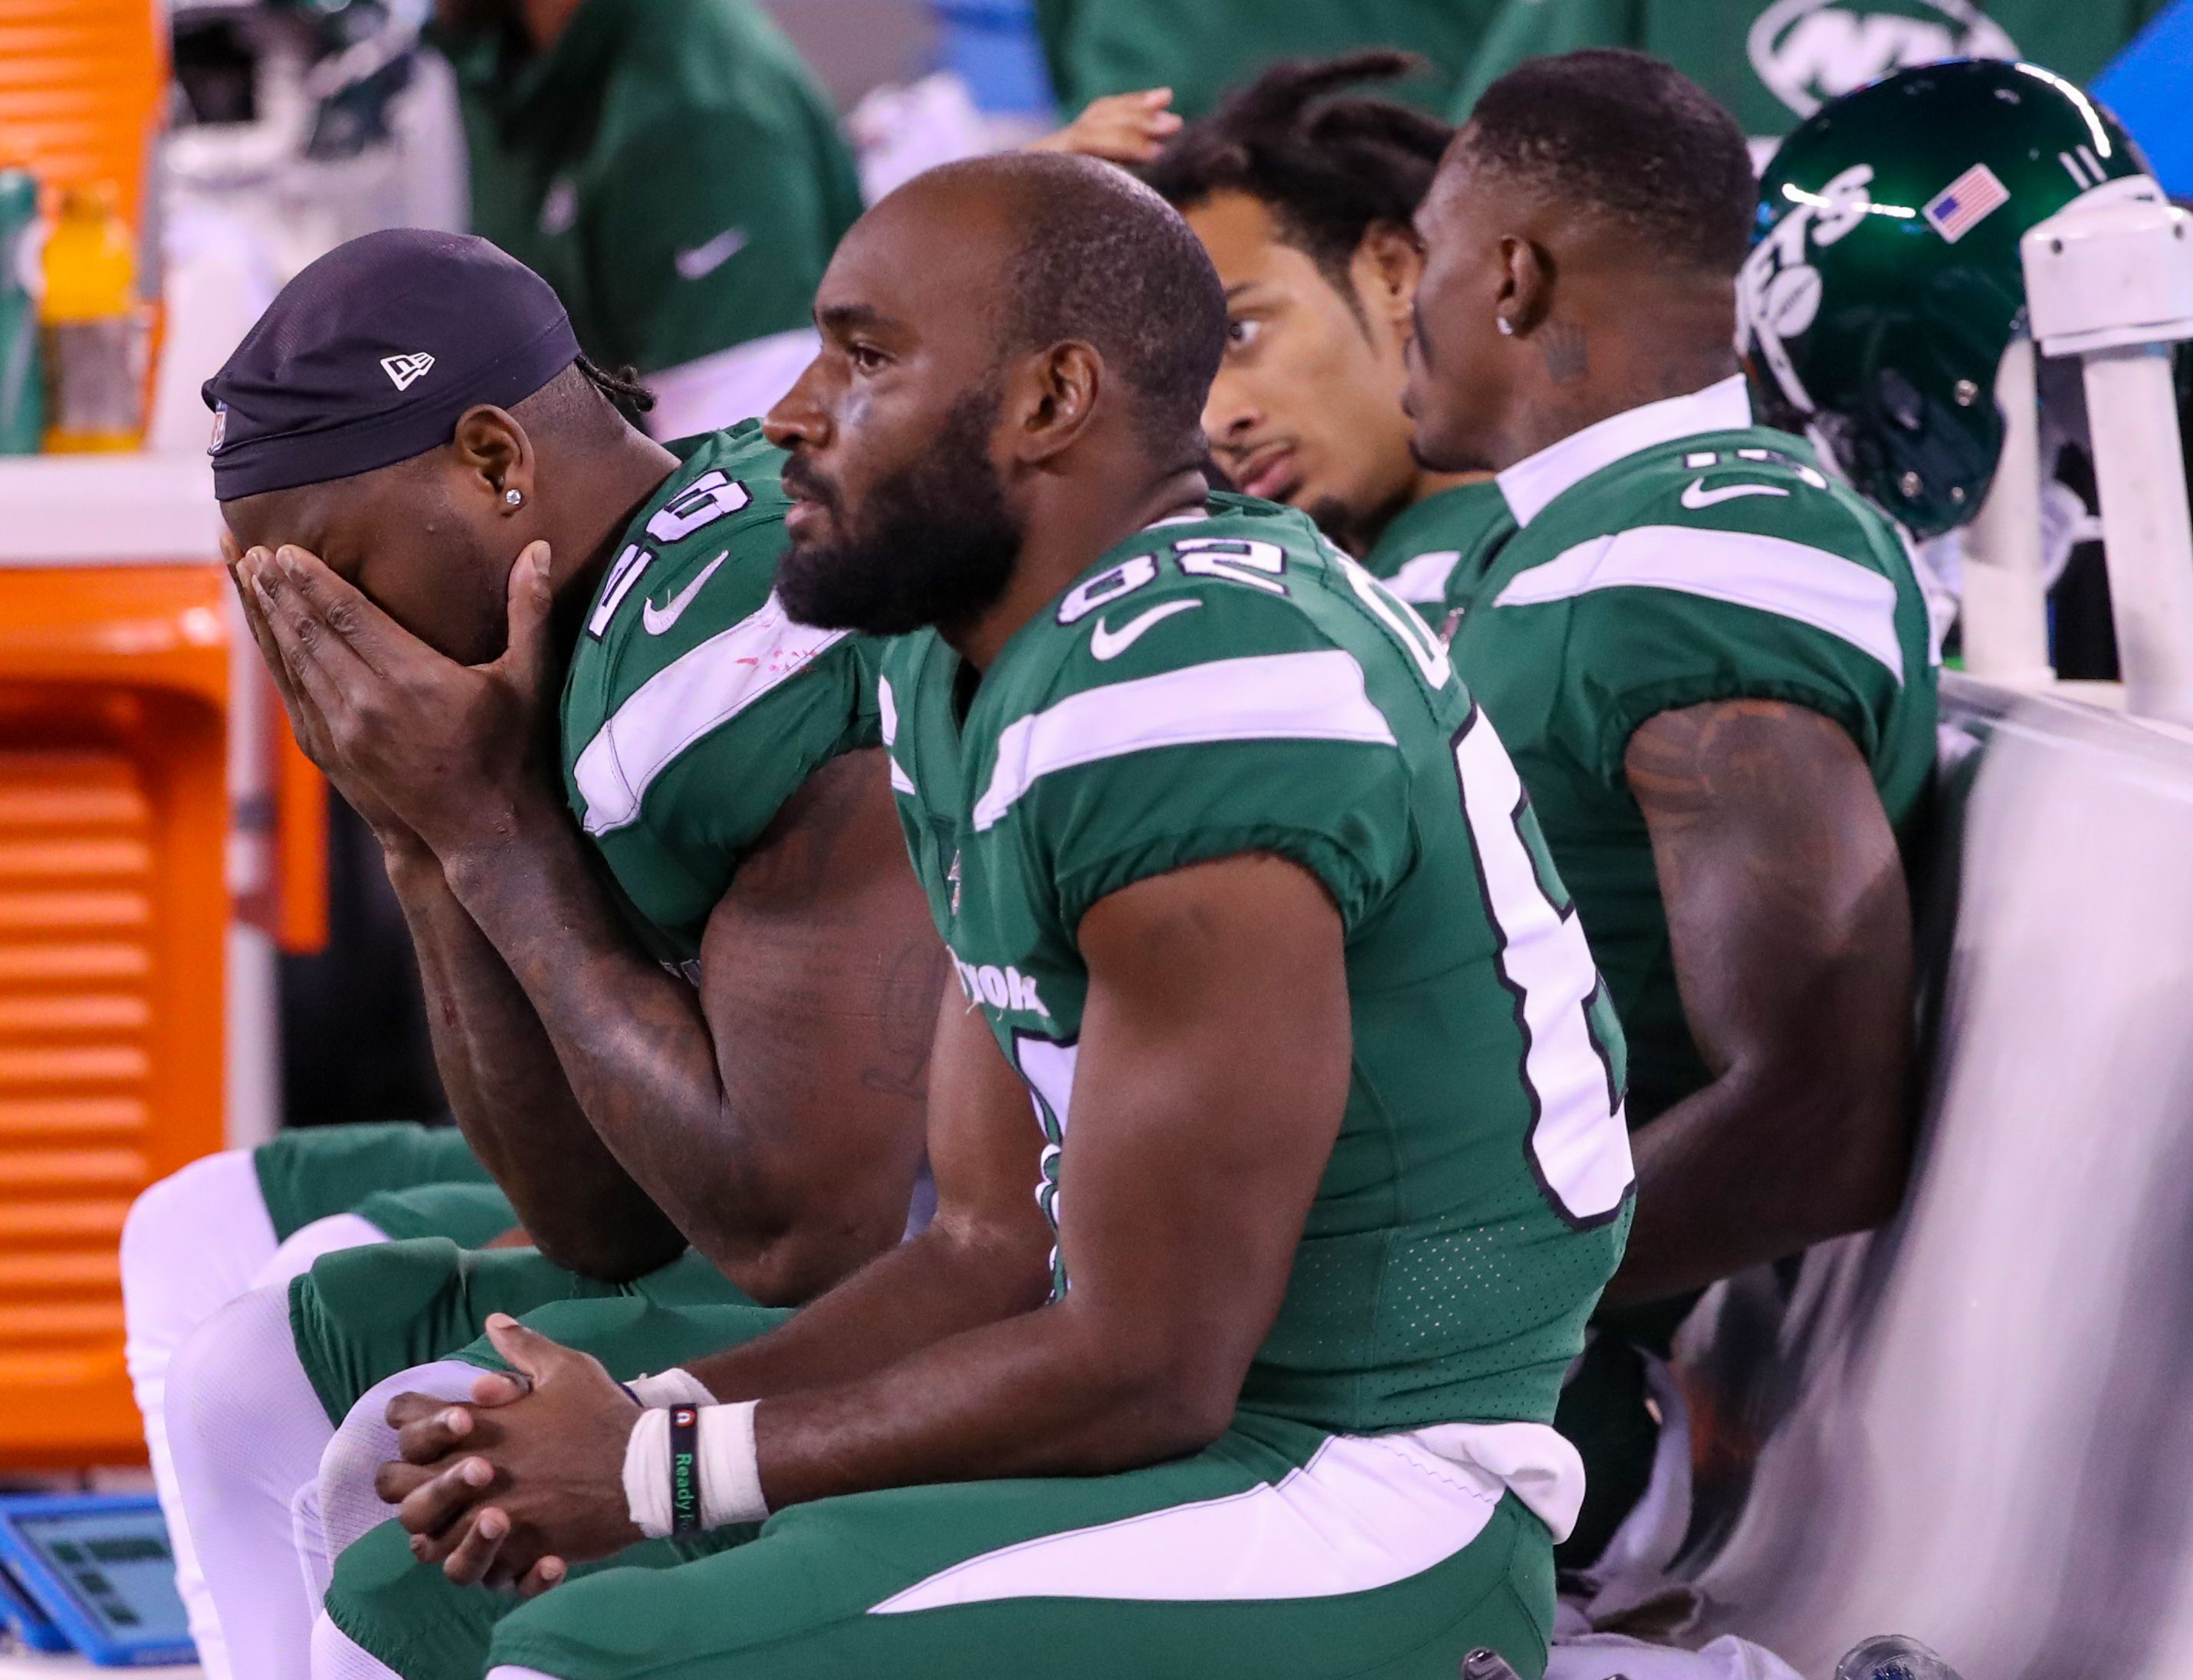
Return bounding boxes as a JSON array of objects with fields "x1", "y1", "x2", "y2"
[{"x1": 203, "y1": 228, "x2": 582, "y2": 501}]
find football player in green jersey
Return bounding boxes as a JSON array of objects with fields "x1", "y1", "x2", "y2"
[
  {"x1": 158, "y1": 231, "x2": 941, "y2": 1680},
  {"x1": 1404, "y1": 49, "x2": 1937, "y2": 1606},
  {"x1": 1150, "y1": 46, "x2": 1925, "y2": 1659},
  {"x1": 1145, "y1": 51, "x2": 1509, "y2": 606},
  {"x1": 429, "y1": 0, "x2": 865, "y2": 433},
  {"x1": 297, "y1": 149, "x2": 1630, "y2": 1680}
]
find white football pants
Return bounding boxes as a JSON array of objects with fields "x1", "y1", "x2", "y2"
[{"x1": 121, "y1": 1150, "x2": 390, "y2": 1680}]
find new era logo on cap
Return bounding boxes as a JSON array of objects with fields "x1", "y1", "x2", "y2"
[
  {"x1": 1924, "y1": 164, "x2": 2011, "y2": 246},
  {"x1": 380, "y1": 352, "x2": 436, "y2": 391}
]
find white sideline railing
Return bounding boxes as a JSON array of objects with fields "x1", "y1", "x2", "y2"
[
  {"x1": 1683, "y1": 677, "x2": 2193, "y2": 1678},
  {"x1": 1958, "y1": 176, "x2": 2193, "y2": 719},
  {"x1": 1956, "y1": 336, "x2": 2055, "y2": 687},
  {"x1": 2023, "y1": 176, "x2": 2193, "y2": 723}
]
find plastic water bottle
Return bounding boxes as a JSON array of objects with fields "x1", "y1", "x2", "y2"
[
  {"x1": 40, "y1": 180, "x2": 146, "y2": 452},
  {"x1": 0, "y1": 164, "x2": 40, "y2": 454},
  {"x1": 1834, "y1": 1635, "x2": 1965, "y2": 1680}
]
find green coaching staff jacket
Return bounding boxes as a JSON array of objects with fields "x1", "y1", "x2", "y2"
[{"x1": 432, "y1": 0, "x2": 864, "y2": 435}]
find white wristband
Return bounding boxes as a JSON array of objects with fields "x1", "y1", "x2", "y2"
[
  {"x1": 698, "y1": 1401, "x2": 767, "y2": 1529},
  {"x1": 627, "y1": 1367, "x2": 714, "y2": 1408},
  {"x1": 624, "y1": 1407, "x2": 676, "y2": 1538},
  {"x1": 622, "y1": 1400, "x2": 767, "y2": 1539}
]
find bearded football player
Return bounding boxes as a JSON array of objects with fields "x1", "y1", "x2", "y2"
[{"x1": 275, "y1": 150, "x2": 1633, "y2": 1680}]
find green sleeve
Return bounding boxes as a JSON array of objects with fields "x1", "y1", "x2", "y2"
[
  {"x1": 1452, "y1": 0, "x2": 1643, "y2": 118},
  {"x1": 584, "y1": 105, "x2": 860, "y2": 374},
  {"x1": 1031, "y1": 739, "x2": 1417, "y2": 935},
  {"x1": 1550, "y1": 587, "x2": 1902, "y2": 794},
  {"x1": 1008, "y1": 594, "x2": 1419, "y2": 932},
  {"x1": 586, "y1": 641, "x2": 875, "y2": 949}
]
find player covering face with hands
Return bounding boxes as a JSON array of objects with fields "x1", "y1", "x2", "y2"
[
  {"x1": 284, "y1": 152, "x2": 1633, "y2": 1680},
  {"x1": 163, "y1": 231, "x2": 943, "y2": 1680}
]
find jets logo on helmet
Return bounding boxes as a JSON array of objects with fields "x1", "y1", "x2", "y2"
[
  {"x1": 1739, "y1": 160, "x2": 1893, "y2": 418},
  {"x1": 1741, "y1": 59, "x2": 2149, "y2": 540},
  {"x1": 1747, "y1": 0, "x2": 2019, "y2": 118}
]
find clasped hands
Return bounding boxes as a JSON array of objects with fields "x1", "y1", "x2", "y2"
[
  {"x1": 372, "y1": 1314, "x2": 653, "y2": 1596},
  {"x1": 226, "y1": 536, "x2": 561, "y2": 861}
]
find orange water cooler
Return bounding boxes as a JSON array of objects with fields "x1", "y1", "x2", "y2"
[
  {"x1": 0, "y1": 0, "x2": 314, "y2": 1470},
  {"x1": 0, "y1": 457, "x2": 323, "y2": 1468}
]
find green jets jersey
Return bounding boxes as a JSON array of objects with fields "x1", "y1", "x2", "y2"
[
  {"x1": 878, "y1": 495, "x2": 1634, "y2": 1435},
  {"x1": 1425, "y1": 376, "x2": 1939, "y2": 1126},
  {"x1": 1364, "y1": 477, "x2": 1514, "y2": 614},
  {"x1": 435, "y1": 0, "x2": 863, "y2": 378},
  {"x1": 1452, "y1": 0, "x2": 2166, "y2": 157},
  {"x1": 560, "y1": 423, "x2": 880, "y2": 963}
]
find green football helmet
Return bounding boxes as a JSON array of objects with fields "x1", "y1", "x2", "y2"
[{"x1": 1739, "y1": 58, "x2": 2151, "y2": 539}]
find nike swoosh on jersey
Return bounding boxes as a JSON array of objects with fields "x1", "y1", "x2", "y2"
[
  {"x1": 642, "y1": 553, "x2": 727, "y2": 636},
  {"x1": 675, "y1": 228, "x2": 750, "y2": 281},
  {"x1": 1681, "y1": 478, "x2": 1792, "y2": 510},
  {"x1": 1090, "y1": 599, "x2": 1201, "y2": 661}
]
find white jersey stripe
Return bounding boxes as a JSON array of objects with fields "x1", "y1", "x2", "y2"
[
  {"x1": 971, "y1": 648, "x2": 1395, "y2": 833},
  {"x1": 876, "y1": 675, "x2": 917, "y2": 794},
  {"x1": 572, "y1": 595, "x2": 847, "y2": 836},
  {"x1": 1492, "y1": 523, "x2": 1906, "y2": 682},
  {"x1": 867, "y1": 1420, "x2": 1580, "y2": 1613},
  {"x1": 1384, "y1": 547, "x2": 1464, "y2": 607},
  {"x1": 875, "y1": 674, "x2": 900, "y2": 746}
]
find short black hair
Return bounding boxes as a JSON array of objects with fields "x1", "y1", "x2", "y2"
[
  {"x1": 1457, "y1": 49, "x2": 1754, "y2": 274},
  {"x1": 1144, "y1": 51, "x2": 1453, "y2": 297},
  {"x1": 961, "y1": 152, "x2": 1226, "y2": 458}
]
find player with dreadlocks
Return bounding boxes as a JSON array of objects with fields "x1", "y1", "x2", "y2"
[{"x1": 1144, "y1": 51, "x2": 1508, "y2": 604}]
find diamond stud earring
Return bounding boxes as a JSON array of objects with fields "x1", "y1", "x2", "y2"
[
  {"x1": 504, "y1": 489, "x2": 524, "y2": 507},
  {"x1": 1495, "y1": 317, "x2": 1515, "y2": 336}
]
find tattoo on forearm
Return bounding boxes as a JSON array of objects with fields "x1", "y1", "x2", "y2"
[
  {"x1": 1541, "y1": 320, "x2": 1589, "y2": 387},
  {"x1": 739, "y1": 753, "x2": 869, "y2": 901},
  {"x1": 862, "y1": 940, "x2": 949, "y2": 1100},
  {"x1": 1625, "y1": 697, "x2": 1879, "y2": 926},
  {"x1": 1625, "y1": 700, "x2": 1812, "y2": 830}
]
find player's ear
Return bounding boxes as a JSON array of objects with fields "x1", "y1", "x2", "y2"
[
  {"x1": 1352, "y1": 221, "x2": 1425, "y2": 338},
  {"x1": 1496, "y1": 235, "x2": 1553, "y2": 341},
  {"x1": 1012, "y1": 341, "x2": 1103, "y2": 465},
  {"x1": 451, "y1": 405, "x2": 537, "y2": 517}
]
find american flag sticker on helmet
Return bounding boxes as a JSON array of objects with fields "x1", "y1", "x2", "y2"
[{"x1": 1924, "y1": 164, "x2": 2011, "y2": 245}]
